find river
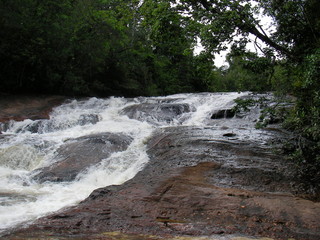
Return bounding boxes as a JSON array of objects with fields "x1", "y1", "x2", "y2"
[{"x1": 0, "y1": 92, "x2": 271, "y2": 235}]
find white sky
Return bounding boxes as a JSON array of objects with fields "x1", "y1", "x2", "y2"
[{"x1": 194, "y1": 4, "x2": 275, "y2": 67}]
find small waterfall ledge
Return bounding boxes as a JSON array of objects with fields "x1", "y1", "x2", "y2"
[{"x1": 1, "y1": 93, "x2": 319, "y2": 240}]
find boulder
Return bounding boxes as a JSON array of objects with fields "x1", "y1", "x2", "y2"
[
  {"x1": 33, "y1": 132, "x2": 132, "y2": 182},
  {"x1": 77, "y1": 114, "x2": 100, "y2": 126},
  {"x1": 14, "y1": 114, "x2": 101, "y2": 134},
  {"x1": 121, "y1": 103, "x2": 192, "y2": 123}
]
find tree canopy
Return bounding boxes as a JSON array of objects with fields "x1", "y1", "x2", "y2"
[
  {"x1": 0, "y1": 0, "x2": 204, "y2": 96},
  {"x1": 1, "y1": 0, "x2": 319, "y2": 95}
]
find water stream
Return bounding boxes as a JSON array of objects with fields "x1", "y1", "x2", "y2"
[{"x1": 0, "y1": 92, "x2": 270, "y2": 234}]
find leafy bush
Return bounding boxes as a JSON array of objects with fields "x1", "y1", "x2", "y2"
[{"x1": 282, "y1": 49, "x2": 320, "y2": 199}]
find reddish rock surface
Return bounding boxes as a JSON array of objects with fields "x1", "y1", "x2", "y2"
[
  {"x1": 5, "y1": 126, "x2": 320, "y2": 240},
  {"x1": 0, "y1": 94, "x2": 66, "y2": 123}
]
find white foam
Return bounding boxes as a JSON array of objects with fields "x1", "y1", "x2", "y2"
[{"x1": 0, "y1": 92, "x2": 262, "y2": 233}]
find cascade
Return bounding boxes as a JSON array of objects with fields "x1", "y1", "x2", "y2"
[{"x1": 0, "y1": 92, "x2": 270, "y2": 234}]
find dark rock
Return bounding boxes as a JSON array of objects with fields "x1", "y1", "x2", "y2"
[
  {"x1": 223, "y1": 133, "x2": 237, "y2": 137},
  {"x1": 14, "y1": 120, "x2": 43, "y2": 133},
  {"x1": 211, "y1": 109, "x2": 235, "y2": 119},
  {"x1": 33, "y1": 133, "x2": 132, "y2": 182},
  {"x1": 0, "y1": 122, "x2": 11, "y2": 133},
  {"x1": 121, "y1": 103, "x2": 193, "y2": 123},
  {"x1": 77, "y1": 114, "x2": 100, "y2": 126}
]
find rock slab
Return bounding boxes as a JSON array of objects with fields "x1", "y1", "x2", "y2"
[
  {"x1": 121, "y1": 103, "x2": 192, "y2": 123},
  {"x1": 6, "y1": 126, "x2": 320, "y2": 240},
  {"x1": 33, "y1": 132, "x2": 133, "y2": 182},
  {"x1": 0, "y1": 95, "x2": 66, "y2": 123}
]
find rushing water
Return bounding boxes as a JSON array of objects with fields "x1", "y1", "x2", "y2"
[{"x1": 0, "y1": 92, "x2": 271, "y2": 234}]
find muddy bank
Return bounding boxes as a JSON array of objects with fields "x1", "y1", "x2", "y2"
[{"x1": 5, "y1": 126, "x2": 320, "y2": 240}]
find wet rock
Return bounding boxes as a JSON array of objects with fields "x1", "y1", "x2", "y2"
[
  {"x1": 121, "y1": 103, "x2": 193, "y2": 123},
  {"x1": 209, "y1": 166, "x2": 294, "y2": 192},
  {"x1": 5, "y1": 127, "x2": 320, "y2": 240},
  {"x1": 77, "y1": 114, "x2": 100, "y2": 126},
  {"x1": 13, "y1": 120, "x2": 55, "y2": 134},
  {"x1": 223, "y1": 133, "x2": 237, "y2": 137},
  {"x1": 14, "y1": 120, "x2": 43, "y2": 134},
  {"x1": 0, "y1": 95, "x2": 66, "y2": 123},
  {"x1": 0, "y1": 121, "x2": 11, "y2": 133},
  {"x1": 33, "y1": 133, "x2": 132, "y2": 182},
  {"x1": 13, "y1": 114, "x2": 101, "y2": 134},
  {"x1": 87, "y1": 185, "x2": 122, "y2": 201},
  {"x1": 211, "y1": 109, "x2": 235, "y2": 119},
  {"x1": 0, "y1": 95, "x2": 66, "y2": 134}
]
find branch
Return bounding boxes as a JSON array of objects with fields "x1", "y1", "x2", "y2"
[
  {"x1": 245, "y1": 25, "x2": 292, "y2": 57},
  {"x1": 254, "y1": 36, "x2": 264, "y2": 54},
  {"x1": 197, "y1": 0, "x2": 293, "y2": 58}
]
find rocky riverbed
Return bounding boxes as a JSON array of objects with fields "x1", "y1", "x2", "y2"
[{"x1": 0, "y1": 93, "x2": 319, "y2": 240}]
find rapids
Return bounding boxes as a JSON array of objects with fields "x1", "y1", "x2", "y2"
[{"x1": 0, "y1": 92, "x2": 270, "y2": 234}]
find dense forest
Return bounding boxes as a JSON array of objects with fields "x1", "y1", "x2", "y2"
[{"x1": 0, "y1": 0, "x2": 319, "y2": 196}]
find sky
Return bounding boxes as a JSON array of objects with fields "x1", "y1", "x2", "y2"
[{"x1": 194, "y1": 4, "x2": 275, "y2": 68}]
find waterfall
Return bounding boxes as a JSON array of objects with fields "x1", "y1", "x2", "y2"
[{"x1": 0, "y1": 92, "x2": 269, "y2": 234}]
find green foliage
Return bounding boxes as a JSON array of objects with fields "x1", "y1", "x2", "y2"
[
  {"x1": 256, "y1": 100, "x2": 292, "y2": 129},
  {"x1": 0, "y1": 0, "x2": 206, "y2": 96},
  {"x1": 139, "y1": 0, "x2": 200, "y2": 95},
  {"x1": 0, "y1": 0, "x2": 128, "y2": 95},
  {"x1": 232, "y1": 96, "x2": 285, "y2": 129},
  {"x1": 259, "y1": 0, "x2": 320, "y2": 58},
  {"x1": 291, "y1": 149, "x2": 320, "y2": 199},
  {"x1": 277, "y1": 49, "x2": 320, "y2": 198},
  {"x1": 232, "y1": 98, "x2": 258, "y2": 113},
  {"x1": 284, "y1": 50, "x2": 320, "y2": 139},
  {"x1": 210, "y1": 50, "x2": 274, "y2": 92},
  {"x1": 171, "y1": 0, "x2": 320, "y2": 197}
]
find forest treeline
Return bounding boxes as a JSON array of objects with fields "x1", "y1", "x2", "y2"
[
  {"x1": 0, "y1": 0, "x2": 210, "y2": 96},
  {"x1": 1, "y1": 0, "x2": 318, "y2": 97},
  {"x1": 1, "y1": 0, "x2": 320, "y2": 197}
]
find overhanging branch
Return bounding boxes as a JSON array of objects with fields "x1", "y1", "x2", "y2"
[{"x1": 196, "y1": 0, "x2": 293, "y2": 58}]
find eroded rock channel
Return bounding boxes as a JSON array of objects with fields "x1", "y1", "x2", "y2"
[{"x1": 1, "y1": 93, "x2": 319, "y2": 240}]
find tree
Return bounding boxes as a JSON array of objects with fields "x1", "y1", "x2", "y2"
[
  {"x1": 168, "y1": 0, "x2": 320, "y2": 197},
  {"x1": 172, "y1": 0, "x2": 291, "y2": 58},
  {"x1": 217, "y1": 50, "x2": 273, "y2": 92},
  {"x1": 0, "y1": 0, "x2": 109, "y2": 94},
  {"x1": 138, "y1": 0, "x2": 200, "y2": 94},
  {"x1": 259, "y1": 0, "x2": 320, "y2": 58},
  {"x1": 0, "y1": 0, "x2": 210, "y2": 96}
]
